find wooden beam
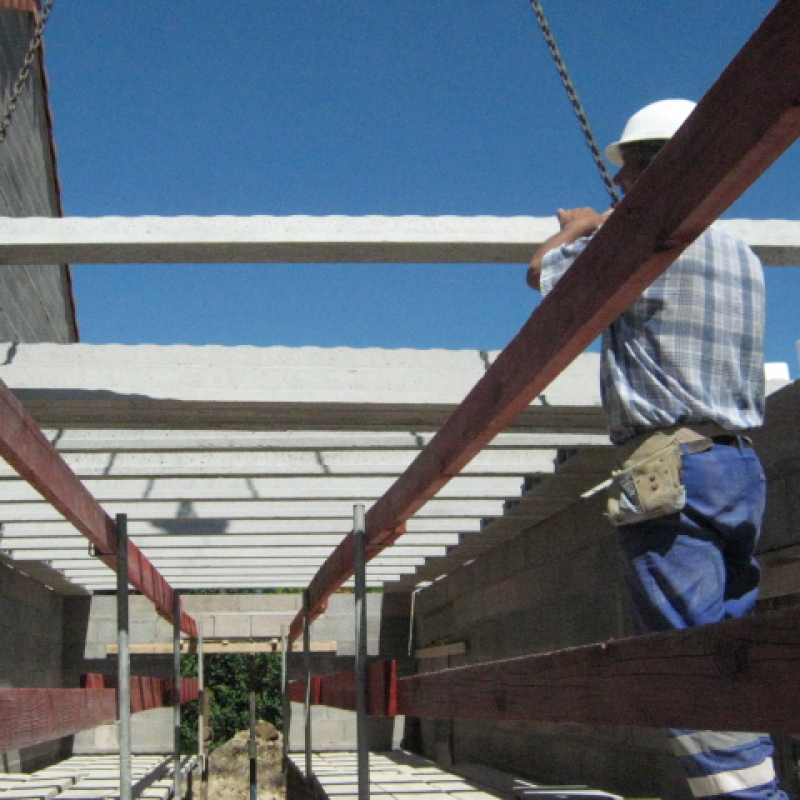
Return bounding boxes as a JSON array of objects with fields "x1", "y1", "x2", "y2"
[
  {"x1": 0, "y1": 689, "x2": 117, "y2": 752},
  {"x1": 0, "y1": 678, "x2": 198, "y2": 752},
  {"x1": 289, "y1": 0, "x2": 800, "y2": 641},
  {"x1": 286, "y1": 661, "x2": 398, "y2": 716},
  {"x1": 0, "y1": 376, "x2": 197, "y2": 636},
  {"x1": 415, "y1": 642, "x2": 468, "y2": 660},
  {"x1": 106, "y1": 640, "x2": 338, "y2": 655},
  {"x1": 397, "y1": 607, "x2": 800, "y2": 734}
]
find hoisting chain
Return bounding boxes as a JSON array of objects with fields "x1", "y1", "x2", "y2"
[
  {"x1": 528, "y1": 0, "x2": 620, "y2": 206},
  {"x1": 0, "y1": 0, "x2": 56, "y2": 145}
]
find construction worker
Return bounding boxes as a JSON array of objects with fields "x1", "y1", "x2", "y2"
[{"x1": 528, "y1": 99, "x2": 787, "y2": 800}]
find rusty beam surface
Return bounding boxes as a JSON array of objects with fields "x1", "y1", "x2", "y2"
[
  {"x1": 286, "y1": 661, "x2": 398, "y2": 716},
  {"x1": 0, "y1": 378, "x2": 197, "y2": 636},
  {"x1": 288, "y1": 0, "x2": 800, "y2": 641},
  {"x1": 0, "y1": 689, "x2": 117, "y2": 752},
  {"x1": 397, "y1": 607, "x2": 800, "y2": 733},
  {"x1": 0, "y1": 677, "x2": 201, "y2": 752}
]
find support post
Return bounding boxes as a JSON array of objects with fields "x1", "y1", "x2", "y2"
[
  {"x1": 354, "y1": 504, "x2": 369, "y2": 800},
  {"x1": 173, "y1": 591, "x2": 182, "y2": 800},
  {"x1": 303, "y1": 589, "x2": 313, "y2": 784},
  {"x1": 116, "y1": 514, "x2": 132, "y2": 800},
  {"x1": 198, "y1": 631, "x2": 209, "y2": 800},
  {"x1": 280, "y1": 625, "x2": 289, "y2": 771},
  {"x1": 249, "y1": 655, "x2": 258, "y2": 800}
]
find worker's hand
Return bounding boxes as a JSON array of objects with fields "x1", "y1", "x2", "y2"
[{"x1": 556, "y1": 207, "x2": 612, "y2": 237}]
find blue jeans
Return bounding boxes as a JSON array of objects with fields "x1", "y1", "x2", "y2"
[{"x1": 617, "y1": 441, "x2": 786, "y2": 800}]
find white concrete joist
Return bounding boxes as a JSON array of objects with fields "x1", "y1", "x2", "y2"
[
  {"x1": 0, "y1": 215, "x2": 796, "y2": 265},
  {"x1": 0, "y1": 342, "x2": 613, "y2": 592}
]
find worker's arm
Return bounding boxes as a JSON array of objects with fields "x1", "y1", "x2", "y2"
[{"x1": 527, "y1": 207, "x2": 611, "y2": 291}]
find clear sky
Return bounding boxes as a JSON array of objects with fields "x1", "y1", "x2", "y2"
[{"x1": 42, "y1": 2, "x2": 798, "y2": 374}]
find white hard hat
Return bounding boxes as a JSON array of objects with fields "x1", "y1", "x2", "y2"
[{"x1": 605, "y1": 98, "x2": 697, "y2": 166}]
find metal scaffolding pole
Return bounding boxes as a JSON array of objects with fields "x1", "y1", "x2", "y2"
[
  {"x1": 198, "y1": 631, "x2": 208, "y2": 800},
  {"x1": 249, "y1": 654, "x2": 258, "y2": 800},
  {"x1": 354, "y1": 504, "x2": 369, "y2": 800},
  {"x1": 303, "y1": 589, "x2": 313, "y2": 783},
  {"x1": 280, "y1": 625, "x2": 289, "y2": 771},
  {"x1": 173, "y1": 590, "x2": 182, "y2": 800},
  {"x1": 116, "y1": 513, "x2": 132, "y2": 800}
]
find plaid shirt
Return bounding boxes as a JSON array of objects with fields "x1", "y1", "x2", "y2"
[{"x1": 540, "y1": 223, "x2": 765, "y2": 444}]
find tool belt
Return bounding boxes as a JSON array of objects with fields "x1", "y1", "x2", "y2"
[{"x1": 605, "y1": 424, "x2": 727, "y2": 527}]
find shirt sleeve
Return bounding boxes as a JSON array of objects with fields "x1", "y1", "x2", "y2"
[{"x1": 539, "y1": 235, "x2": 592, "y2": 297}]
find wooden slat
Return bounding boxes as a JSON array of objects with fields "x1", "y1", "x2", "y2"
[
  {"x1": 415, "y1": 642, "x2": 468, "y2": 660},
  {"x1": 397, "y1": 607, "x2": 800, "y2": 734},
  {"x1": 0, "y1": 377, "x2": 197, "y2": 637},
  {"x1": 289, "y1": 0, "x2": 800, "y2": 641},
  {"x1": 106, "y1": 640, "x2": 338, "y2": 655}
]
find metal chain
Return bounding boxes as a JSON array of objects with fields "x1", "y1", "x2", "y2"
[
  {"x1": 528, "y1": 0, "x2": 620, "y2": 206},
  {"x1": 0, "y1": 0, "x2": 56, "y2": 145}
]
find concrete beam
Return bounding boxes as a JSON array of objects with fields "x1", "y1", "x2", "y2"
[
  {"x1": 1, "y1": 545, "x2": 450, "y2": 561},
  {"x1": 0, "y1": 215, "x2": 795, "y2": 265},
  {"x1": 0, "y1": 474, "x2": 528, "y2": 502},
  {"x1": 0, "y1": 343, "x2": 604, "y2": 431},
  {"x1": 0, "y1": 447, "x2": 560, "y2": 479},
  {"x1": 0, "y1": 530, "x2": 467, "y2": 546},
  {"x1": 0, "y1": 497, "x2": 509, "y2": 522},
  {"x1": 39, "y1": 428, "x2": 611, "y2": 452}
]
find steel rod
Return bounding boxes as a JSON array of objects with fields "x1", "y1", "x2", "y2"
[
  {"x1": 198, "y1": 631, "x2": 208, "y2": 800},
  {"x1": 249, "y1": 655, "x2": 258, "y2": 800},
  {"x1": 354, "y1": 504, "x2": 369, "y2": 800},
  {"x1": 280, "y1": 625, "x2": 289, "y2": 771},
  {"x1": 303, "y1": 589, "x2": 313, "y2": 783},
  {"x1": 173, "y1": 590, "x2": 182, "y2": 800},
  {"x1": 116, "y1": 514, "x2": 132, "y2": 800}
]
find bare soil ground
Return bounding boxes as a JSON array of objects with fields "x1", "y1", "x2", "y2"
[{"x1": 206, "y1": 723, "x2": 285, "y2": 800}]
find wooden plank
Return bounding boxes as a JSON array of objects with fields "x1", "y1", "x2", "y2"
[
  {"x1": 106, "y1": 640, "x2": 338, "y2": 655},
  {"x1": 415, "y1": 642, "x2": 468, "y2": 660},
  {"x1": 397, "y1": 607, "x2": 800, "y2": 733},
  {"x1": 289, "y1": 0, "x2": 800, "y2": 641},
  {"x1": 0, "y1": 376, "x2": 197, "y2": 637},
  {"x1": 0, "y1": 689, "x2": 117, "y2": 752}
]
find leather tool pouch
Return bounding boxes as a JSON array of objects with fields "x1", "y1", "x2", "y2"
[{"x1": 606, "y1": 431, "x2": 695, "y2": 527}]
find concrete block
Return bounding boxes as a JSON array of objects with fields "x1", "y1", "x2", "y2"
[
  {"x1": 95, "y1": 619, "x2": 116, "y2": 644},
  {"x1": 250, "y1": 614, "x2": 294, "y2": 637},
  {"x1": 130, "y1": 619, "x2": 157, "y2": 644},
  {"x1": 211, "y1": 614, "x2": 251, "y2": 638}
]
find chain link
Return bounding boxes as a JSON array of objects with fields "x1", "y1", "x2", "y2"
[
  {"x1": 528, "y1": 0, "x2": 619, "y2": 206},
  {"x1": 0, "y1": 0, "x2": 56, "y2": 145}
]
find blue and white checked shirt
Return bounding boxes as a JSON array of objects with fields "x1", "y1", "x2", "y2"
[{"x1": 540, "y1": 223, "x2": 765, "y2": 444}]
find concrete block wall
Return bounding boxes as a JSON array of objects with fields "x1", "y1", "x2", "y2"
[
  {"x1": 413, "y1": 492, "x2": 692, "y2": 800},
  {"x1": 0, "y1": 9, "x2": 77, "y2": 343},
  {"x1": 0, "y1": 560, "x2": 67, "y2": 771}
]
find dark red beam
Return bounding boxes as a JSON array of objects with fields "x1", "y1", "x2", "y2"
[
  {"x1": 82, "y1": 673, "x2": 200, "y2": 711},
  {"x1": 398, "y1": 607, "x2": 800, "y2": 734},
  {"x1": 289, "y1": 0, "x2": 800, "y2": 641},
  {"x1": 0, "y1": 378, "x2": 197, "y2": 637},
  {"x1": 0, "y1": 678, "x2": 197, "y2": 753},
  {"x1": 286, "y1": 661, "x2": 398, "y2": 716}
]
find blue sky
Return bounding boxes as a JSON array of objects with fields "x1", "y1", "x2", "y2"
[{"x1": 43, "y1": 2, "x2": 798, "y2": 374}]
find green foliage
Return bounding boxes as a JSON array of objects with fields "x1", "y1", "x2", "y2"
[{"x1": 180, "y1": 653, "x2": 283, "y2": 754}]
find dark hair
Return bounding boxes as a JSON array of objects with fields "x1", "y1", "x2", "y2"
[{"x1": 620, "y1": 139, "x2": 667, "y2": 169}]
